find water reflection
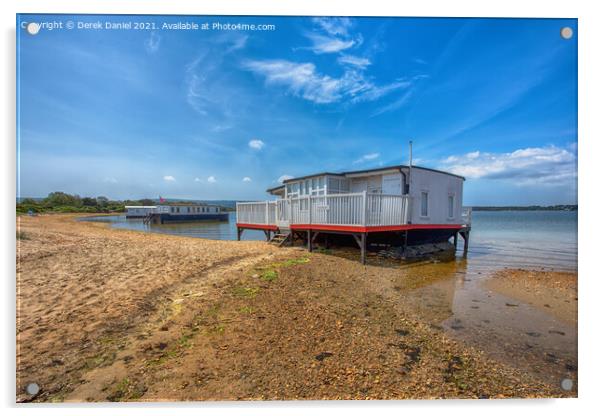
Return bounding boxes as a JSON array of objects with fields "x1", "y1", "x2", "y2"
[{"x1": 391, "y1": 255, "x2": 577, "y2": 391}]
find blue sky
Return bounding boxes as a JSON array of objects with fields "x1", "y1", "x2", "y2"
[{"x1": 17, "y1": 15, "x2": 577, "y2": 204}]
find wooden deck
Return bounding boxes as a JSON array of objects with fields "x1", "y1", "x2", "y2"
[{"x1": 236, "y1": 192, "x2": 472, "y2": 263}]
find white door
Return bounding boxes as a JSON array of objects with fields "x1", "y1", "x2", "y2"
[{"x1": 381, "y1": 173, "x2": 402, "y2": 195}]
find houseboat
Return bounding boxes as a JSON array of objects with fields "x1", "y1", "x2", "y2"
[
  {"x1": 125, "y1": 205, "x2": 156, "y2": 218},
  {"x1": 142, "y1": 203, "x2": 228, "y2": 224},
  {"x1": 236, "y1": 164, "x2": 471, "y2": 263}
]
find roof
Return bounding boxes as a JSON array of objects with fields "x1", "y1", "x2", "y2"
[
  {"x1": 266, "y1": 185, "x2": 285, "y2": 193},
  {"x1": 266, "y1": 165, "x2": 465, "y2": 192},
  {"x1": 156, "y1": 202, "x2": 216, "y2": 207},
  {"x1": 343, "y1": 165, "x2": 466, "y2": 180},
  {"x1": 125, "y1": 206, "x2": 157, "y2": 209}
]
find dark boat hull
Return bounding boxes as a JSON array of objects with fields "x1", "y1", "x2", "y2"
[{"x1": 153, "y1": 213, "x2": 229, "y2": 224}]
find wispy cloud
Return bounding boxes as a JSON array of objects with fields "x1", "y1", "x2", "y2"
[
  {"x1": 304, "y1": 33, "x2": 356, "y2": 54},
  {"x1": 243, "y1": 59, "x2": 409, "y2": 105},
  {"x1": 312, "y1": 17, "x2": 353, "y2": 37},
  {"x1": 278, "y1": 174, "x2": 293, "y2": 183},
  {"x1": 242, "y1": 177, "x2": 252, "y2": 182},
  {"x1": 371, "y1": 75, "x2": 429, "y2": 116},
  {"x1": 337, "y1": 54, "x2": 371, "y2": 69},
  {"x1": 194, "y1": 177, "x2": 202, "y2": 182},
  {"x1": 248, "y1": 139, "x2": 265, "y2": 150},
  {"x1": 145, "y1": 31, "x2": 161, "y2": 54},
  {"x1": 207, "y1": 176, "x2": 217, "y2": 183},
  {"x1": 302, "y1": 17, "x2": 362, "y2": 55},
  {"x1": 353, "y1": 152, "x2": 380, "y2": 164},
  {"x1": 163, "y1": 175, "x2": 176, "y2": 182},
  {"x1": 439, "y1": 145, "x2": 577, "y2": 185}
]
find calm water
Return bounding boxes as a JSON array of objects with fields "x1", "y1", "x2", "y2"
[{"x1": 82, "y1": 210, "x2": 577, "y2": 271}]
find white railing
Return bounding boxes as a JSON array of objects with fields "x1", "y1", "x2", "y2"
[
  {"x1": 236, "y1": 201, "x2": 276, "y2": 225},
  {"x1": 237, "y1": 192, "x2": 411, "y2": 227},
  {"x1": 461, "y1": 207, "x2": 472, "y2": 225}
]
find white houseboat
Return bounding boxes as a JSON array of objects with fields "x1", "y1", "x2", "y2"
[
  {"x1": 128, "y1": 203, "x2": 228, "y2": 224},
  {"x1": 236, "y1": 164, "x2": 471, "y2": 263},
  {"x1": 125, "y1": 205, "x2": 157, "y2": 218}
]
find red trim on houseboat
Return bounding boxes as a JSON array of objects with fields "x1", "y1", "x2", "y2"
[
  {"x1": 237, "y1": 223, "x2": 464, "y2": 233},
  {"x1": 235, "y1": 223, "x2": 279, "y2": 231},
  {"x1": 290, "y1": 224, "x2": 464, "y2": 233}
]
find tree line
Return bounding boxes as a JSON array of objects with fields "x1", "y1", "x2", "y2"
[{"x1": 16, "y1": 192, "x2": 156, "y2": 214}]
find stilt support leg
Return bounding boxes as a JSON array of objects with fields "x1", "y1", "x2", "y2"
[
  {"x1": 352, "y1": 233, "x2": 367, "y2": 265},
  {"x1": 460, "y1": 229, "x2": 470, "y2": 257},
  {"x1": 237, "y1": 227, "x2": 243, "y2": 241},
  {"x1": 307, "y1": 230, "x2": 313, "y2": 252}
]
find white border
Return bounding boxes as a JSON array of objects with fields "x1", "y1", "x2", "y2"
[{"x1": 3, "y1": 1, "x2": 601, "y2": 415}]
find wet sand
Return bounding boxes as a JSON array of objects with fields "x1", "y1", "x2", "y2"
[
  {"x1": 484, "y1": 269, "x2": 577, "y2": 324},
  {"x1": 16, "y1": 214, "x2": 572, "y2": 402}
]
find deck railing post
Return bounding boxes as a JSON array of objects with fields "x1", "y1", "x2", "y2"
[
  {"x1": 362, "y1": 191, "x2": 368, "y2": 226},
  {"x1": 308, "y1": 195, "x2": 312, "y2": 224},
  {"x1": 265, "y1": 201, "x2": 269, "y2": 225}
]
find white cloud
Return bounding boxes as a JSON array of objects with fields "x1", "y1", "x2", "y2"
[
  {"x1": 242, "y1": 177, "x2": 252, "y2": 182},
  {"x1": 211, "y1": 124, "x2": 233, "y2": 133},
  {"x1": 353, "y1": 152, "x2": 380, "y2": 164},
  {"x1": 207, "y1": 176, "x2": 217, "y2": 183},
  {"x1": 248, "y1": 139, "x2": 265, "y2": 150},
  {"x1": 304, "y1": 33, "x2": 356, "y2": 54},
  {"x1": 163, "y1": 175, "x2": 176, "y2": 182},
  {"x1": 144, "y1": 31, "x2": 161, "y2": 54},
  {"x1": 278, "y1": 174, "x2": 294, "y2": 183},
  {"x1": 337, "y1": 54, "x2": 371, "y2": 69},
  {"x1": 243, "y1": 59, "x2": 409, "y2": 105},
  {"x1": 312, "y1": 17, "x2": 353, "y2": 37},
  {"x1": 439, "y1": 145, "x2": 577, "y2": 186},
  {"x1": 194, "y1": 177, "x2": 202, "y2": 182},
  {"x1": 103, "y1": 177, "x2": 118, "y2": 183},
  {"x1": 304, "y1": 18, "x2": 360, "y2": 55}
]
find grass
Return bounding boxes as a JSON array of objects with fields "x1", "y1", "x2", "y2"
[
  {"x1": 232, "y1": 286, "x2": 260, "y2": 298},
  {"x1": 250, "y1": 256, "x2": 311, "y2": 283},
  {"x1": 16, "y1": 231, "x2": 29, "y2": 240},
  {"x1": 84, "y1": 351, "x2": 117, "y2": 370},
  {"x1": 107, "y1": 377, "x2": 147, "y2": 401},
  {"x1": 260, "y1": 270, "x2": 278, "y2": 281},
  {"x1": 239, "y1": 305, "x2": 255, "y2": 314}
]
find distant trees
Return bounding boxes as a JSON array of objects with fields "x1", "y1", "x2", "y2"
[
  {"x1": 16, "y1": 192, "x2": 156, "y2": 215},
  {"x1": 138, "y1": 198, "x2": 155, "y2": 206},
  {"x1": 44, "y1": 191, "x2": 82, "y2": 207}
]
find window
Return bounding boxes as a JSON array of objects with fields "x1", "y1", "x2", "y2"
[
  {"x1": 448, "y1": 195, "x2": 454, "y2": 218},
  {"x1": 420, "y1": 192, "x2": 429, "y2": 217},
  {"x1": 170, "y1": 207, "x2": 175, "y2": 213}
]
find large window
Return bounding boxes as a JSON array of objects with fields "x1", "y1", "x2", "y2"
[
  {"x1": 421, "y1": 191, "x2": 429, "y2": 217},
  {"x1": 448, "y1": 195, "x2": 454, "y2": 218}
]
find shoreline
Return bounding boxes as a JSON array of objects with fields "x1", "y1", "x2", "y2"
[
  {"x1": 484, "y1": 269, "x2": 577, "y2": 325},
  {"x1": 16, "y1": 214, "x2": 576, "y2": 401}
]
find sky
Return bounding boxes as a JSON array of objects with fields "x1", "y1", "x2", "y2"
[{"x1": 17, "y1": 15, "x2": 578, "y2": 205}]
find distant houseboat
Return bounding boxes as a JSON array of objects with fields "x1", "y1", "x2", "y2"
[
  {"x1": 125, "y1": 206, "x2": 156, "y2": 218},
  {"x1": 236, "y1": 164, "x2": 471, "y2": 263},
  {"x1": 143, "y1": 203, "x2": 228, "y2": 224}
]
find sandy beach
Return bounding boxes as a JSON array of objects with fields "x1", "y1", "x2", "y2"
[
  {"x1": 16, "y1": 214, "x2": 575, "y2": 402},
  {"x1": 485, "y1": 269, "x2": 577, "y2": 324}
]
